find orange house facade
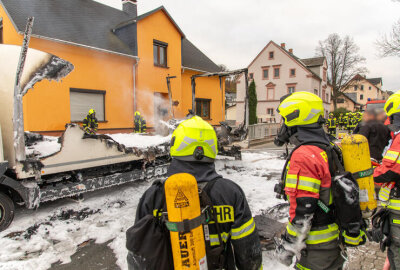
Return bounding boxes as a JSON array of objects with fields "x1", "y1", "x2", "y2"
[{"x1": 0, "y1": 0, "x2": 223, "y2": 135}]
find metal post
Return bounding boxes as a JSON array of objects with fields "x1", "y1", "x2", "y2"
[
  {"x1": 191, "y1": 76, "x2": 196, "y2": 114},
  {"x1": 244, "y1": 69, "x2": 250, "y2": 128},
  {"x1": 166, "y1": 74, "x2": 176, "y2": 118},
  {"x1": 13, "y1": 17, "x2": 34, "y2": 162},
  {"x1": 219, "y1": 76, "x2": 224, "y2": 121}
]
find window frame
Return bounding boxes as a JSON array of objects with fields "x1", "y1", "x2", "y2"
[
  {"x1": 273, "y1": 67, "x2": 280, "y2": 79},
  {"x1": 289, "y1": 68, "x2": 296, "y2": 78},
  {"x1": 360, "y1": 94, "x2": 364, "y2": 100},
  {"x1": 249, "y1": 73, "x2": 254, "y2": 80},
  {"x1": 195, "y1": 98, "x2": 211, "y2": 120},
  {"x1": 361, "y1": 85, "x2": 364, "y2": 91},
  {"x1": 70, "y1": 88, "x2": 106, "y2": 122},
  {"x1": 262, "y1": 67, "x2": 269, "y2": 80},
  {"x1": 267, "y1": 108, "x2": 274, "y2": 116},
  {"x1": 153, "y1": 39, "x2": 168, "y2": 68},
  {"x1": 269, "y1": 51, "x2": 274, "y2": 60}
]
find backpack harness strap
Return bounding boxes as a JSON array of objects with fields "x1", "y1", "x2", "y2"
[{"x1": 164, "y1": 206, "x2": 212, "y2": 233}]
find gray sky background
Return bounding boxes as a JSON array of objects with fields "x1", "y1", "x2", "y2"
[{"x1": 96, "y1": 0, "x2": 400, "y2": 91}]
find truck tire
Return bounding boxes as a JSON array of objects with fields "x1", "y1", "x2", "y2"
[{"x1": 0, "y1": 192, "x2": 14, "y2": 232}]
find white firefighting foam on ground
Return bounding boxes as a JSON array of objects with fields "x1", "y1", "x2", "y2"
[{"x1": 0, "y1": 151, "x2": 288, "y2": 270}]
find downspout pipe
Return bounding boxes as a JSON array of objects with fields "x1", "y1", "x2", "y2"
[{"x1": 133, "y1": 59, "x2": 139, "y2": 125}]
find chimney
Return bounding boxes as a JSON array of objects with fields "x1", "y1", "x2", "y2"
[
  {"x1": 280, "y1": 43, "x2": 286, "y2": 49},
  {"x1": 289, "y1": 48, "x2": 293, "y2": 54},
  {"x1": 122, "y1": 0, "x2": 137, "y2": 17}
]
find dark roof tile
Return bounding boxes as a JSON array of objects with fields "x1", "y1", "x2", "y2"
[
  {"x1": 182, "y1": 38, "x2": 221, "y2": 73},
  {"x1": 300, "y1": 57, "x2": 325, "y2": 67}
]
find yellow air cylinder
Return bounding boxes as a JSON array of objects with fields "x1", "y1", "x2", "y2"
[
  {"x1": 165, "y1": 173, "x2": 208, "y2": 270},
  {"x1": 341, "y1": 134, "x2": 377, "y2": 218}
]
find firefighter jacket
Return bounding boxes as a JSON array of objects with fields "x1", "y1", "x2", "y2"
[
  {"x1": 83, "y1": 115, "x2": 98, "y2": 134},
  {"x1": 327, "y1": 118, "x2": 337, "y2": 129},
  {"x1": 374, "y1": 129, "x2": 400, "y2": 250},
  {"x1": 132, "y1": 159, "x2": 262, "y2": 270},
  {"x1": 374, "y1": 131, "x2": 400, "y2": 205},
  {"x1": 284, "y1": 144, "x2": 339, "y2": 248},
  {"x1": 134, "y1": 115, "x2": 147, "y2": 133}
]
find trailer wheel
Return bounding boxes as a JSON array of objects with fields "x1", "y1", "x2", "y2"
[{"x1": 0, "y1": 192, "x2": 14, "y2": 232}]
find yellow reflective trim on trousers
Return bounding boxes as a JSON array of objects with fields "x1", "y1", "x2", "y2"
[
  {"x1": 296, "y1": 263, "x2": 311, "y2": 270},
  {"x1": 231, "y1": 217, "x2": 256, "y2": 240},
  {"x1": 287, "y1": 222, "x2": 339, "y2": 244},
  {"x1": 209, "y1": 232, "x2": 230, "y2": 246},
  {"x1": 393, "y1": 219, "x2": 400, "y2": 224}
]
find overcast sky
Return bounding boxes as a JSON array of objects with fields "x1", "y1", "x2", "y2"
[{"x1": 96, "y1": 0, "x2": 400, "y2": 91}]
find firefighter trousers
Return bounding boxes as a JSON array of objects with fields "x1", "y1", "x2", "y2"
[
  {"x1": 388, "y1": 211, "x2": 400, "y2": 270},
  {"x1": 295, "y1": 242, "x2": 344, "y2": 270}
]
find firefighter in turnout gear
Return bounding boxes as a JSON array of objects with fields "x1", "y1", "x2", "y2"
[
  {"x1": 82, "y1": 109, "x2": 98, "y2": 135},
  {"x1": 373, "y1": 91, "x2": 400, "y2": 269},
  {"x1": 273, "y1": 92, "x2": 345, "y2": 270},
  {"x1": 127, "y1": 116, "x2": 262, "y2": 270},
  {"x1": 134, "y1": 111, "x2": 147, "y2": 133},
  {"x1": 338, "y1": 113, "x2": 345, "y2": 129},
  {"x1": 326, "y1": 113, "x2": 337, "y2": 137}
]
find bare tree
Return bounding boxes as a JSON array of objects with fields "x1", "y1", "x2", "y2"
[
  {"x1": 316, "y1": 34, "x2": 367, "y2": 109},
  {"x1": 377, "y1": 19, "x2": 400, "y2": 57}
]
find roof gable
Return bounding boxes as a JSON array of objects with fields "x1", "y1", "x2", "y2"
[
  {"x1": 0, "y1": 0, "x2": 137, "y2": 57},
  {"x1": 136, "y1": 6, "x2": 185, "y2": 38},
  {"x1": 247, "y1": 41, "x2": 323, "y2": 81}
]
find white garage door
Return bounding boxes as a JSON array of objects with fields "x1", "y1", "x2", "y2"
[{"x1": 70, "y1": 89, "x2": 105, "y2": 121}]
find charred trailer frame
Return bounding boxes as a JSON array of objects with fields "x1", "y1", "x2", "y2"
[{"x1": 190, "y1": 68, "x2": 250, "y2": 160}]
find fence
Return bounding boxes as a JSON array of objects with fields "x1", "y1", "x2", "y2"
[{"x1": 248, "y1": 123, "x2": 280, "y2": 141}]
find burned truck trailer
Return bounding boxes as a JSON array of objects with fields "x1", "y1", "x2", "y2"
[{"x1": 0, "y1": 44, "x2": 170, "y2": 231}]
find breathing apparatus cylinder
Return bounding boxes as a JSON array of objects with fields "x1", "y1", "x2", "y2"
[
  {"x1": 164, "y1": 173, "x2": 207, "y2": 270},
  {"x1": 341, "y1": 134, "x2": 377, "y2": 218}
]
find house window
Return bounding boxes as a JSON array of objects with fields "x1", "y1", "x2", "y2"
[
  {"x1": 70, "y1": 88, "x2": 105, "y2": 122},
  {"x1": 0, "y1": 18, "x2": 3, "y2": 44},
  {"x1": 273, "y1": 68, "x2": 280, "y2": 79},
  {"x1": 288, "y1": 86, "x2": 295, "y2": 94},
  {"x1": 249, "y1": 73, "x2": 254, "y2": 80},
  {"x1": 267, "y1": 108, "x2": 274, "y2": 116},
  {"x1": 262, "y1": 68, "x2": 269, "y2": 80},
  {"x1": 314, "y1": 89, "x2": 318, "y2": 96},
  {"x1": 153, "y1": 40, "x2": 168, "y2": 67},
  {"x1": 290, "y1": 69, "x2": 296, "y2": 77},
  {"x1": 323, "y1": 70, "x2": 327, "y2": 81},
  {"x1": 360, "y1": 94, "x2": 364, "y2": 100},
  {"x1": 354, "y1": 85, "x2": 358, "y2": 90},
  {"x1": 337, "y1": 98, "x2": 345, "y2": 104},
  {"x1": 269, "y1": 51, "x2": 274, "y2": 59},
  {"x1": 361, "y1": 85, "x2": 364, "y2": 90},
  {"x1": 195, "y1": 99, "x2": 211, "y2": 119},
  {"x1": 369, "y1": 86, "x2": 372, "y2": 90},
  {"x1": 267, "y1": 88, "x2": 274, "y2": 100}
]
